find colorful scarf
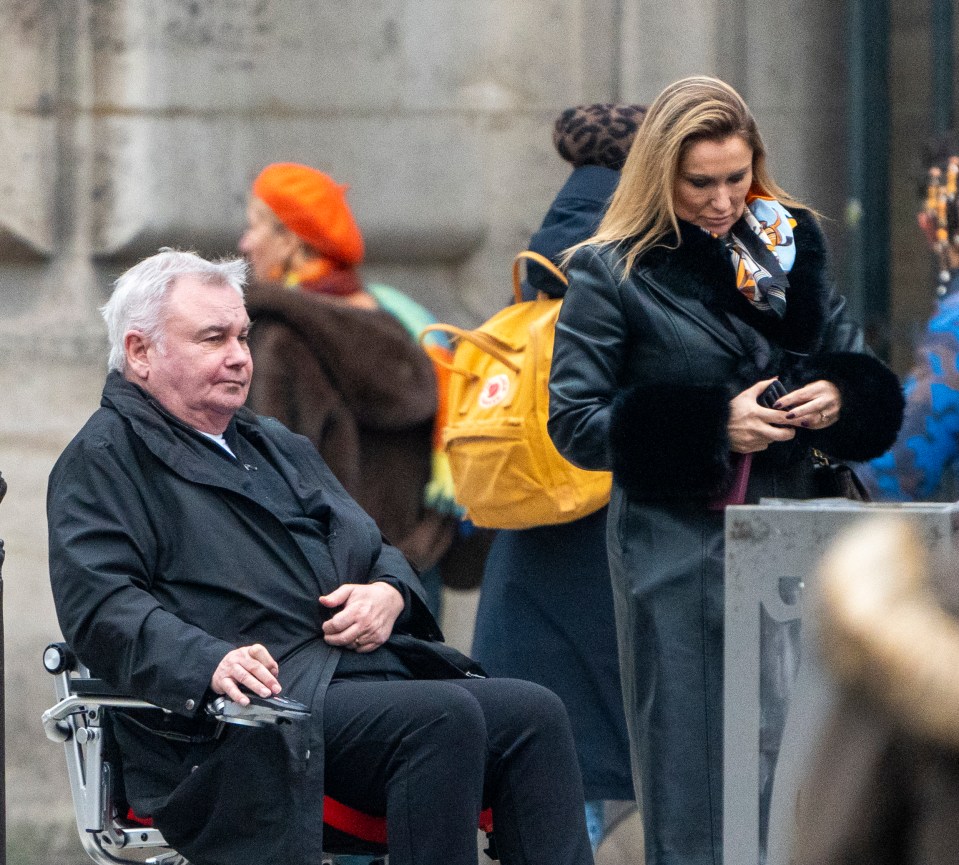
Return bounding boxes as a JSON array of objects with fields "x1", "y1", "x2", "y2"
[
  {"x1": 367, "y1": 283, "x2": 463, "y2": 517},
  {"x1": 284, "y1": 258, "x2": 359, "y2": 294},
  {"x1": 722, "y1": 193, "x2": 797, "y2": 318}
]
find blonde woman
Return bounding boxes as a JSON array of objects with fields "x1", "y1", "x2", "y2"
[{"x1": 547, "y1": 76, "x2": 904, "y2": 864}]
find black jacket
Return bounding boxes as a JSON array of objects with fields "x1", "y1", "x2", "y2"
[
  {"x1": 549, "y1": 209, "x2": 904, "y2": 501},
  {"x1": 47, "y1": 373, "x2": 440, "y2": 864}
]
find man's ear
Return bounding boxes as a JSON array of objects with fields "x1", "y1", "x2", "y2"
[{"x1": 124, "y1": 331, "x2": 152, "y2": 382}]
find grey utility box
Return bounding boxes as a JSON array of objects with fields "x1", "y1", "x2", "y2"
[{"x1": 723, "y1": 500, "x2": 959, "y2": 865}]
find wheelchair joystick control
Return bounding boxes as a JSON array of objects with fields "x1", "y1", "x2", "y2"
[
  {"x1": 43, "y1": 642, "x2": 76, "y2": 674},
  {"x1": 207, "y1": 692, "x2": 310, "y2": 727}
]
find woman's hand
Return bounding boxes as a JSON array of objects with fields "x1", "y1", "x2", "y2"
[
  {"x1": 319, "y1": 582, "x2": 405, "y2": 653},
  {"x1": 775, "y1": 379, "x2": 842, "y2": 430},
  {"x1": 728, "y1": 378, "x2": 798, "y2": 453}
]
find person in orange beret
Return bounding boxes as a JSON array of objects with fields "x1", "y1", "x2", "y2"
[
  {"x1": 239, "y1": 163, "x2": 478, "y2": 603},
  {"x1": 240, "y1": 163, "x2": 373, "y2": 305}
]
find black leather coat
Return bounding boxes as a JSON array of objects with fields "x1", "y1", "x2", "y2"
[{"x1": 548, "y1": 209, "x2": 903, "y2": 864}]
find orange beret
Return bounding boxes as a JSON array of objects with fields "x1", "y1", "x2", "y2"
[{"x1": 252, "y1": 163, "x2": 364, "y2": 266}]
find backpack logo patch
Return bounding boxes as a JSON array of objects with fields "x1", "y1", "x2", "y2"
[{"x1": 479, "y1": 374, "x2": 510, "y2": 408}]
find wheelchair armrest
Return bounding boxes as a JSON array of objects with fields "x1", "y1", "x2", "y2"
[{"x1": 43, "y1": 642, "x2": 309, "y2": 739}]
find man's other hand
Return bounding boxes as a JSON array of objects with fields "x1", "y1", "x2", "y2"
[
  {"x1": 319, "y1": 582, "x2": 404, "y2": 652},
  {"x1": 211, "y1": 643, "x2": 281, "y2": 705}
]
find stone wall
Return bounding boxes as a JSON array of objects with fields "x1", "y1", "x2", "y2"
[{"x1": 1, "y1": 0, "x2": 931, "y2": 861}]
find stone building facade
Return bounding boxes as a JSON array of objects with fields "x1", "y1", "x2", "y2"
[{"x1": 0, "y1": 0, "x2": 948, "y2": 861}]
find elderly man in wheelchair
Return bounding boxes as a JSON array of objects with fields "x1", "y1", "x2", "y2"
[{"x1": 44, "y1": 250, "x2": 594, "y2": 865}]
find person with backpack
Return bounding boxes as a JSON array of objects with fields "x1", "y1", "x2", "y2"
[
  {"x1": 547, "y1": 77, "x2": 904, "y2": 865},
  {"x1": 470, "y1": 103, "x2": 645, "y2": 852}
]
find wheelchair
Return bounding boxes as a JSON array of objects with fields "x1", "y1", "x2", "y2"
[{"x1": 43, "y1": 642, "x2": 496, "y2": 865}]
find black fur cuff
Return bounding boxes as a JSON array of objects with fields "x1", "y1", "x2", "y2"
[
  {"x1": 798, "y1": 351, "x2": 904, "y2": 460},
  {"x1": 609, "y1": 383, "x2": 732, "y2": 499}
]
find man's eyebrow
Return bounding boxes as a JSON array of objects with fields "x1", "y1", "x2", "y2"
[
  {"x1": 195, "y1": 323, "x2": 228, "y2": 337},
  {"x1": 194, "y1": 320, "x2": 251, "y2": 338}
]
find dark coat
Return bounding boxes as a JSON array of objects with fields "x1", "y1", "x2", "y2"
[
  {"x1": 548, "y1": 210, "x2": 904, "y2": 864},
  {"x1": 524, "y1": 164, "x2": 618, "y2": 298},
  {"x1": 472, "y1": 164, "x2": 633, "y2": 801},
  {"x1": 47, "y1": 373, "x2": 440, "y2": 865},
  {"x1": 244, "y1": 280, "x2": 456, "y2": 571}
]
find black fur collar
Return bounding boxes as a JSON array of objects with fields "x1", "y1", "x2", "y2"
[{"x1": 639, "y1": 208, "x2": 831, "y2": 355}]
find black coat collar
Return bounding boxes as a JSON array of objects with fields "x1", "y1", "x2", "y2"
[
  {"x1": 101, "y1": 372, "x2": 324, "y2": 512},
  {"x1": 638, "y1": 208, "x2": 831, "y2": 355}
]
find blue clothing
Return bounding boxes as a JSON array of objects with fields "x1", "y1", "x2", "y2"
[
  {"x1": 864, "y1": 272, "x2": 959, "y2": 500},
  {"x1": 524, "y1": 165, "x2": 618, "y2": 298},
  {"x1": 472, "y1": 164, "x2": 633, "y2": 803},
  {"x1": 472, "y1": 508, "x2": 633, "y2": 801}
]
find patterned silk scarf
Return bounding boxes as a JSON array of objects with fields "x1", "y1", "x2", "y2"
[{"x1": 721, "y1": 193, "x2": 797, "y2": 318}]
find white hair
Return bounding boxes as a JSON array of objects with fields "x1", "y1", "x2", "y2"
[{"x1": 100, "y1": 248, "x2": 248, "y2": 372}]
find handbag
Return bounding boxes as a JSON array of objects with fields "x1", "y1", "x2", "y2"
[
  {"x1": 707, "y1": 452, "x2": 753, "y2": 510},
  {"x1": 811, "y1": 449, "x2": 871, "y2": 501}
]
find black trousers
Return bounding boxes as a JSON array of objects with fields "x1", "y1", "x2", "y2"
[{"x1": 323, "y1": 676, "x2": 594, "y2": 865}]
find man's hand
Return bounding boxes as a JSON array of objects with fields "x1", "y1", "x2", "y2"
[
  {"x1": 211, "y1": 643, "x2": 281, "y2": 705},
  {"x1": 320, "y1": 582, "x2": 405, "y2": 652}
]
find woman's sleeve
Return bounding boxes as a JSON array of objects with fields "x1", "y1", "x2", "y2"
[
  {"x1": 547, "y1": 246, "x2": 627, "y2": 471},
  {"x1": 548, "y1": 245, "x2": 734, "y2": 500},
  {"x1": 789, "y1": 215, "x2": 905, "y2": 462}
]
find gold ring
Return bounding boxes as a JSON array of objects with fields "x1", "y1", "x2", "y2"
[{"x1": 819, "y1": 411, "x2": 827, "y2": 423}]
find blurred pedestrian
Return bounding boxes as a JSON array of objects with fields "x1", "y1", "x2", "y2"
[
  {"x1": 238, "y1": 163, "x2": 473, "y2": 602},
  {"x1": 548, "y1": 75, "x2": 904, "y2": 864},
  {"x1": 795, "y1": 515, "x2": 959, "y2": 865},
  {"x1": 863, "y1": 133, "x2": 959, "y2": 501},
  {"x1": 471, "y1": 102, "x2": 644, "y2": 853}
]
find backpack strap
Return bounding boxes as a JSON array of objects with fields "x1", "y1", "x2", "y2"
[
  {"x1": 418, "y1": 250, "x2": 567, "y2": 376},
  {"x1": 419, "y1": 323, "x2": 521, "y2": 377},
  {"x1": 512, "y1": 250, "x2": 568, "y2": 303}
]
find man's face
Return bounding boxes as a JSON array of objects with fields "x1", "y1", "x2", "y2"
[{"x1": 127, "y1": 277, "x2": 253, "y2": 433}]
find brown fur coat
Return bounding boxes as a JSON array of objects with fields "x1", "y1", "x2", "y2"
[{"x1": 245, "y1": 280, "x2": 456, "y2": 570}]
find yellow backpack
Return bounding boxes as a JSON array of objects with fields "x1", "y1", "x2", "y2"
[{"x1": 420, "y1": 251, "x2": 612, "y2": 530}]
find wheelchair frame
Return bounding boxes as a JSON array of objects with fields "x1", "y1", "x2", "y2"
[{"x1": 41, "y1": 642, "x2": 387, "y2": 865}]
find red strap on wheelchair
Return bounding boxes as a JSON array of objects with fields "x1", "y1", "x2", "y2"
[
  {"x1": 130, "y1": 800, "x2": 492, "y2": 843},
  {"x1": 323, "y1": 796, "x2": 388, "y2": 845},
  {"x1": 126, "y1": 808, "x2": 154, "y2": 827}
]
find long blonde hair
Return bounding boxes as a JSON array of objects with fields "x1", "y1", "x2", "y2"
[{"x1": 571, "y1": 75, "x2": 805, "y2": 273}]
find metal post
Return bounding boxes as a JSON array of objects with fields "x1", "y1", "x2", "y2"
[
  {"x1": 0, "y1": 469, "x2": 7, "y2": 865},
  {"x1": 846, "y1": 0, "x2": 891, "y2": 356},
  {"x1": 931, "y1": 0, "x2": 954, "y2": 135}
]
